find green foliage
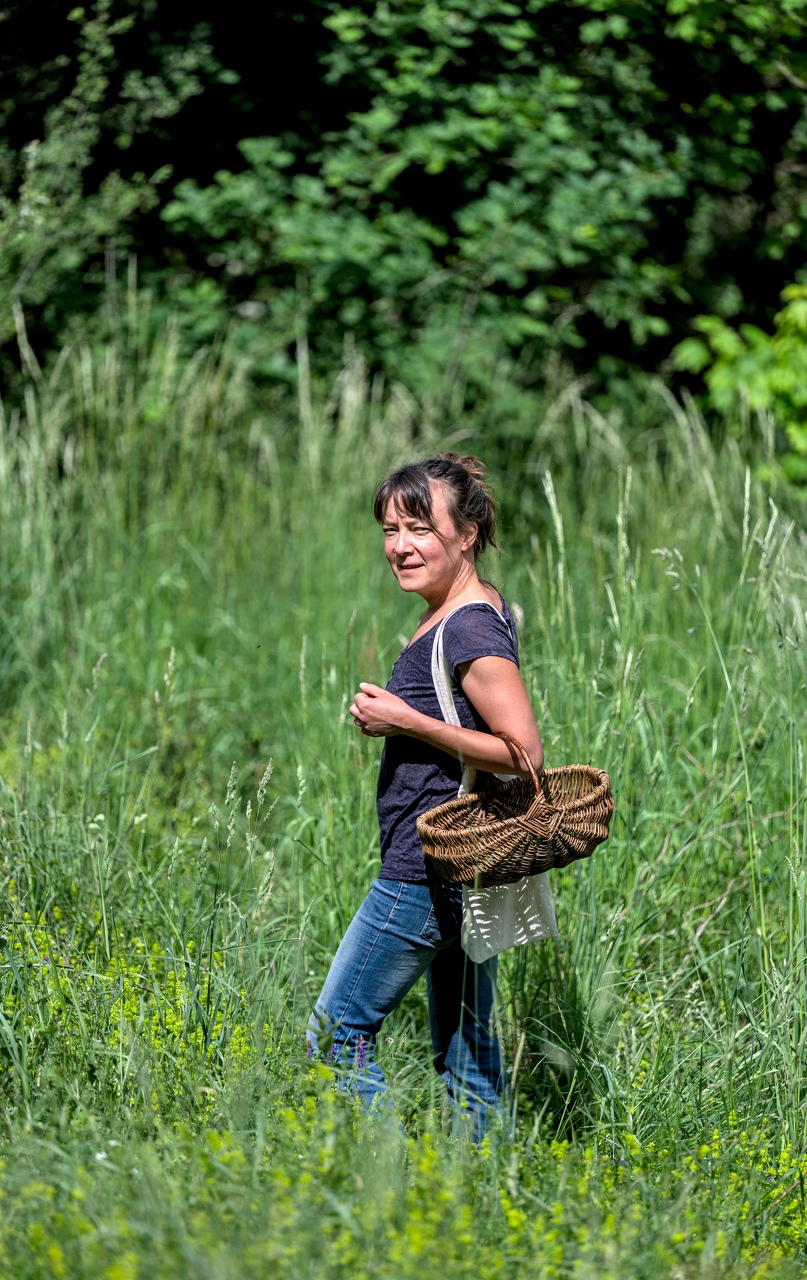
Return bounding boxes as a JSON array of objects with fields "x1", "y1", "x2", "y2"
[
  {"x1": 160, "y1": 0, "x2": 807, "y2": 412},
  {"x1": 1, "y1": 317, "x2": 807, "y2": 1271},
  {"x1": 675, "y1": 284, "x2": 807, "y2": 484},
  {"x1": 6, "y1": 0, "x2": 807, "y2": 461},
  {"x1": 0, "y1": 1, "x2": 214, "y2": 353},
  {"x1": 0, "y1": 1117, "x2": 805, "y2": 1277},
  {"x1": 4, "y1": 9, "x2": 807, "y2": 1268}
]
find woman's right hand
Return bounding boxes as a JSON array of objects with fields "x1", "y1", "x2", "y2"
[{"x1": 350, "y1": 683, "x2": 415, "y2": 737}]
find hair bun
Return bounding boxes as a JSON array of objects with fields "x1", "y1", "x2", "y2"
[{"x1": 434, "y1": 452, "x2": 490, "y2": 488}]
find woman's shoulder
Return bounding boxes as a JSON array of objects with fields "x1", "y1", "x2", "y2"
[
  {"x1": 449, "y1": 589, "x2": 515, "y2": 627},
  {"x1": 442, "y1": 594, "x2": 519, "y2": 669}
]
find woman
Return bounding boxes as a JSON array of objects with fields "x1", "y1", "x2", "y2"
[{"x1": 308, "y1": 453, "x2": 546, "y2": 1135}]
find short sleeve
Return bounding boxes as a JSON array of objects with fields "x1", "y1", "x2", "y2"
[{"x1": 442, "y1": 603, "x2": 519, "y2": 683}]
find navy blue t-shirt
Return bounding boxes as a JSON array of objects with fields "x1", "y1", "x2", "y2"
[{"x1": 376, "y1": 599, "x2": 519, "y2": 883}]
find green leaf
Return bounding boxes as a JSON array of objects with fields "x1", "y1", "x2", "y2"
[{"x1": 672, "y1": 337, "x2": 712, "y2": 372}]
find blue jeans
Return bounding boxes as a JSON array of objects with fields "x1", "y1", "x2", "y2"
[{"x1": 307, "y1": 879, "x2": 503, "y2": 1137}]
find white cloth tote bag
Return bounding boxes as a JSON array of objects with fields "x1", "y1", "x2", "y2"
[{"x1": 430, "y1": 602, "x2": 558, "y2": 963}]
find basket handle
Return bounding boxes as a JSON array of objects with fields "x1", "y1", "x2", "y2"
[{"x1": 493, "y1": 732, "x2": 543, "y2": 799}]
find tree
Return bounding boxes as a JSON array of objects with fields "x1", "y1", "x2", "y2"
[
  {"x1": 0, "y1": 0, "x2": 216, "y2": 368},
  {"x1": 160, "y1": 0, "x2": 807, "y2": 410}
]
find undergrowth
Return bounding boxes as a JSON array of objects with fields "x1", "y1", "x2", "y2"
[{"x1": 0, "y1": 313, "x2": 805, "y2": 1276}]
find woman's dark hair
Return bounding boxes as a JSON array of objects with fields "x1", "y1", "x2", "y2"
[{"x1": 373, "y1": 453, "x2": 500, "y2": 560}]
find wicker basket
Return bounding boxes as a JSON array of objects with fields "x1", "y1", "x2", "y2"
[{"x1": 416, "y1": 732, "x2": 613, "y2": 887}]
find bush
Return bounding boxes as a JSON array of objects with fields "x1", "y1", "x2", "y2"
[{"x1": 675, "y1": 284, "x2": 807, "y2": 485}]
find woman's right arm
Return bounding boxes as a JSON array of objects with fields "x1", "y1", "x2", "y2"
[
  {"x1": 455, "y1": 655, "x2": 543, "y2": 771},
  {"x1": 351, "y1": 656, "x2": 543, "y2": 776}
]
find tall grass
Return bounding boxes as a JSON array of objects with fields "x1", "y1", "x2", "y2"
[{"x1": 0, "y1": 310, "x2": 805, "y2": 1275}]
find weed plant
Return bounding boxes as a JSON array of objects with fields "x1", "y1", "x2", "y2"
[{"x1": 0, "y1": 311, "x2": 805, "y2": 1276}]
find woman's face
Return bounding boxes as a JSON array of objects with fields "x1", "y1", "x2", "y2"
[{"x1": 381, "y1": 484, "x2": 476, "y2": 600}]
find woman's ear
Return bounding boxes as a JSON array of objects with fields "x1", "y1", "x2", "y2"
[{"x1": 461, "y1": 524, "x2": 478, "y2": 553}]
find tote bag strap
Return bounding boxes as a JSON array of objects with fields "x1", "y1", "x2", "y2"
[
  {"x1": 430, "y1": 600, "x2": 505, "y2": 727},
  {"x1": 431, "y1": 600, "x2": 505, "y2": 792}
]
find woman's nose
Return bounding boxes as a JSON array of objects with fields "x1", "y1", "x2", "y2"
[{"x1": 394, "y1": 530, "x2": 413, "y2": 555}]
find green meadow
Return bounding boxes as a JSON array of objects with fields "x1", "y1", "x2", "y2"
[{"x1": 0, "y1": 309, "x2": 805, "y2": 1277}]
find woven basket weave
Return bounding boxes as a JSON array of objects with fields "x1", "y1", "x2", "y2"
[{"x1": 416, "y1": 732, "x2": 613, "y2": 887}]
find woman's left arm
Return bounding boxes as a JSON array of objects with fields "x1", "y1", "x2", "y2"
[{"x1": 350, "y1": 656, "x2": 544, "y2": 775}]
